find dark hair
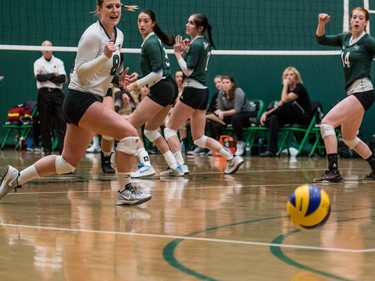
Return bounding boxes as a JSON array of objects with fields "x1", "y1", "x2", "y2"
[
  {"x1": 140, "y1": 9, "x2": 175, "y2": 46},
  {"x1": 191, "y1": 14, "x2": 216, "y2": 49},
  {"x1": 221, "y1": 75, "x2": 236, "y2": 100}
]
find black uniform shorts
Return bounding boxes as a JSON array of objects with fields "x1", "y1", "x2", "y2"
[
  {"x1": 352, "y1": 90, "x2": 375, "y2": 111},
  {"x1": 63, "y1": 89, "x2": 103, "y2": 126},
  {"x1": 179, "y1": 87, "x2": 209, "y2": 110},
  {"x1": 148, "y1": 76, "x2": 178, "y2": 107}
]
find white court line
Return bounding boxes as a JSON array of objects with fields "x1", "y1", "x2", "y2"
[{"x1": 0, "y1": 222, "x2": 374, "y2": 253}]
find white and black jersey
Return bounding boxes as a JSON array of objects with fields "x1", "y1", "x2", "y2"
[{"x1": 69, "y1": 21, "x2": 124, "y2": 97}]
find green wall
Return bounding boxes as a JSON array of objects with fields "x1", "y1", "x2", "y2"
[{"x1": 1, "y1": 0, "x2": 375, "y2": 146}]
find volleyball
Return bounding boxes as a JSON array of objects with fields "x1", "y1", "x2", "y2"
[{"x1": 287, "y1": 184, "x2": 331, "y2": 229}]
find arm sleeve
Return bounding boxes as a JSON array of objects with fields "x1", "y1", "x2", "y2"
[
  {"x1": 36, "y1": 73, "x2": 54, "y2": 82},
  {"x1": 316, "y1": 33, "x2": 344, "y2": 47},
  {"x1": 50, "y1": 74, "x2": 66, "y2": 84},
  {"x1": 177, "y1": 58, "x2": 193, "y2": 76},
  {"x1": 75, "y1": 34, "x2": 110, "y2": 82},
  {"x1": 136, "y1": 69, "x2": 163, "y2": 87}
]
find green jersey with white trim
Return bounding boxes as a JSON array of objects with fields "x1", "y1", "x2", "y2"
[
  {"x1": 140, "y1": 33, "x2": 171, "y2": 78},
  {"x1": 317, "y1": 33, "x2": 375, "y2": 90},
  {"x1": 184, "y1": 36, "x2": 211, "y2": 86}
]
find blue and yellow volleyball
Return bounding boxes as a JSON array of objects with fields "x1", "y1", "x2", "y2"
[{"x1": 287, "y1": 184, "x2": 331, "y2": 229}]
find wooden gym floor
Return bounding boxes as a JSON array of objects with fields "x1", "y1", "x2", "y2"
[{"x1": 0, "y1": 150, "x2": 374, "y2": 281}]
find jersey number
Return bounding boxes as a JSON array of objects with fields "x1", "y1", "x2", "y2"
[
  {"x1": 341, "y1": 52, "x2": 350, "y2": 68},
  {"x1": 110, "y1": 54, "x2": 120, "y2": 75}
]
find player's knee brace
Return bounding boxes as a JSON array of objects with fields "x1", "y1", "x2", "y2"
[
  {"x1": 343, "y1": 137, "x2": 360, "y2": 149},
  {"x1": 164, "y1": 128, "x2": 178, "y2": 140},
  {"x1": 102, "y1": 135, "x2": 114, "y2": 141},
  {"x1": 116, "y1": 136, "x2": 138, "y2": 155},
  {"x1": 55, "y1": 156, "x2": 76, "y2": 174},
  {"x1": 320, "y1": 124, "x2": 335, "y2": 139},
  {"x1": 194, "y1": 135, "x2": 208, "y2": 148},
  {"x1": 144, "y1": 129, "x2": 162, "y2": 142}
]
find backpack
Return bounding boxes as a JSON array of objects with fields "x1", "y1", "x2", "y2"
[{"x1": 6, "y1": 102, "x2": 35, "y2": 124}]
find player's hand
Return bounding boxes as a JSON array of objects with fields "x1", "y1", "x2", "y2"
[
  {"x1": 318, "y1": 13, "x2": 330, "y2": 24},
  {"x1": 118, "y1": 67, "x2": 130, "y2": 88},
  {"x1": 103, "y1": 40, "x2": 117, "y2": 58},
  {"x1": 173, "y1": 35, "x2": 183, "y2": 54}
]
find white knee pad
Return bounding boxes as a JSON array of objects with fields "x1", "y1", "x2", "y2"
[
  {"x1": 55, "y1": 156, "x2": 76, "y2": 174},
  {"x1": 194, "y1": 135, "x2": 208, "y2": 148},
  {"x1": 102, "y1": 135, "x2": 114, "y2": 141},
  {"x1": 116, "y1": 136, "x2": 138, "y2": 155},
  {"x1": 320, "y1": 124, "x2": 335, "y2": 139},
  {"x1": 343, "y1": 137, "x2": 360, "y2": 149},
  {"x1": 144, "y1": 129, "x2": 161, "y2": 142},
  {"x1": 164, "y1": 128, "x2": 178, "y2": 140}
]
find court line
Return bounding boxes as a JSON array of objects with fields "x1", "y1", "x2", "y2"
[{"x1": 0, "y1": 222, "x2": 374, "y2": 253}]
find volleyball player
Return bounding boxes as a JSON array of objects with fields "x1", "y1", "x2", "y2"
[
  {"x1": 0, "y1": 0, "x2": 152, "y2": 205},
  {"x1": 164, "y1": 13, "x2": 244, "y2": 174},
  {"x1": 314, "y1": 7, "x2": 375, "y2": 182},
  {"x1": 122, "y1": 9, "x2": 186, "y2": 177}
]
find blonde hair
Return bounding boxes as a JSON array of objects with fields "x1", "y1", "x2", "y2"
[{"x1": 282, "y1": 66, "x2": 303, "y2": 84}]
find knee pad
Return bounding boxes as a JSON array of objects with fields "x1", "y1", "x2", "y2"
[
  {"x1": 164, "y1": 128, "x2": 178, "y2": 140},
  {"x1": 116, "y1": 136, "x2": 138, "y2": 155},
  {"x1": 343, "y1": 137, "x2": 360, "y2": 149},
  {"x1": 320, "y1": 124, "x2": 335, "y2": 139},
  {"x1": 194, "y1": 135, "x2": 208, "y2": 148},
  {"x1": 102, "y1": 135, "x2": 114, "y2": 141},
  {"x1": 144, "y1": 129, "x2": 161, "y2": 142},
  {"x1": 55, "y1": 156, "x2": 76, "y2": 174}
]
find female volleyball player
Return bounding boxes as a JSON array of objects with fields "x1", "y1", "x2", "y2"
[
  {"x1": 164, "y1": 13, "x2": 244, "y2": 174},
  {"x1": 123, "y1": 9, "x2": 186, "y2": 177},
  {"x1": 0, "y1": 0, "x2": 152, "y2": 205},
  {"x1": 314, "y1": 7, "x2": 375, "y2": 182}
]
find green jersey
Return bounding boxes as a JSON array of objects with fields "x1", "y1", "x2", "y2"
[
  {"x1": 140, "y1": 33, "x2": 171, "y2": 79},
  {"x1": 184, "y1": 36, "x2": 211, "y2": 86},
  {"x1": 317, "y1": 33, "x2": 375, "y2": 90}
]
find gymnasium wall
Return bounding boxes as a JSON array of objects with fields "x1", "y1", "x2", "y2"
[{"x1": 0, "y1": 0, "x2": 374, "y2": 145}]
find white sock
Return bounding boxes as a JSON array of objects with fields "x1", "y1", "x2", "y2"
[
  {"x1": 117, "y1": 172, "x2": 131, "y2": 189},
  {"x1": 219, "y1": 147, "x2": 233, "y2": 161},
  {"x1": 18, "y1": 165, "x2": 40, "y2": 186},
  {"x1": 173, "y1": 151, "x2": 184, "y2": 165},
  {"x1": 138, "y1": 148, "x2": 151, "y2": 166},
  {"x1": 163, "y1": 151, "x2": 178, "y2": 170}
]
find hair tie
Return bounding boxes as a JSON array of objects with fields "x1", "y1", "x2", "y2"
[{"x1": 122, "y1": 4, "x2": 139, "y2": 12}]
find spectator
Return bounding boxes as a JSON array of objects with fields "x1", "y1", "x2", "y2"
[
  {"x1": 33, "y1": 40, "x2": 67, "y2": 155},
  {"x1": 207, "y1": 75, "x2": 257, "y2": 156},
  {"x1": 259, "y1": 66, "x2": 312, "y2": 157}
]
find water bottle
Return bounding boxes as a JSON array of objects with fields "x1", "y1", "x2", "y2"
[
  {"x1": 258, "y1": 138, "x2": 264, "y2": 155},
  {"x1": 19, "y1": 136, "x2": 26, "y2": 150},
  {"x1": 245, "y1": 143, "x2": 251, "y2": 156}
]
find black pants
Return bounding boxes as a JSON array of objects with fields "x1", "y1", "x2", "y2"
[
  {"x1": 207, "y1": 111, "x2": 257, "y2": 141},
  {"x1": 37, "y1": 88, "x2": 67, "y2": 153},
  {"x1": 265, "y1": 103, "x2": 311, "y2": 153}
]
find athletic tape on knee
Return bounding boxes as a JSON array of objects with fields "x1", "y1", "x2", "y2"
[
  {"x1": 55, "y1": 156, "x2": 76, "y2": 174},
  {"x1": 116, "y1": 136, "x2": 138, "y2": 155},
  {"x1": 343, "y1": 137, "x2": 360, "y2": 149},
  {"x1": 194, "y1": 135, "x2": 208, "y2": 148},
  {"x1": 320, "y1": 124, "x2": 335, "y2": 139},
  {"x1": 164, "y1": 128, "x2": 178, "y2": 140},
  {"x1": 102, "y1": 135, "x2": 114, "y2": 141},
  {"x1": 144, "y1": 129, "x2": 162, "y2": 142}
]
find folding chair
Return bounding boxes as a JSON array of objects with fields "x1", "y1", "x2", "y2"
[
  {"x1": 277, "y1": 100, "x2": 323, "y2": 157},
  {"x1": 1, "y1": 101, "x2": 38, "y2": 150},
  {"x1": 224, "y1": 100, "x2": 266, "y2": 151}
]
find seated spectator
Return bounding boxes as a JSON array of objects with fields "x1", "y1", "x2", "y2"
[
  {"x1": 208, "y1": 75, "x2": 257, "y2": 156},
  {"x1": 259, "y1": 66, "x2": 312, "y2": 157}
]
